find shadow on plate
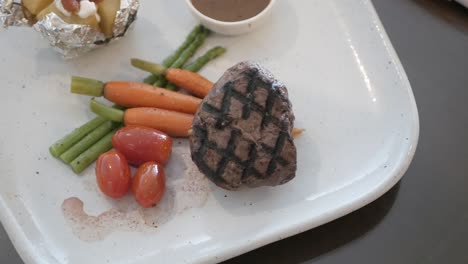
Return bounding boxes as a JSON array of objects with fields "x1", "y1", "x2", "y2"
[
  {"x1": 412, "y1": 0, "x2": 468, "y2": 34},
  {"x1": 222, "y1": 181, "x2": 401, "y2": 264}
]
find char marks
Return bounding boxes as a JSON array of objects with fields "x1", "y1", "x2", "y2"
[{"x1": 190, "y1": 61, "x2": 297, "y2": 190}]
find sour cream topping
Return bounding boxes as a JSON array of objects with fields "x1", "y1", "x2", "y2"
[{"x1": 77, "y1": 0, "x2": 98, "y2": 19}]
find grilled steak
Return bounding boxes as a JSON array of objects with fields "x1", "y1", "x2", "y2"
[{"x1": 190, "y1": 61, "x2": 297, "y2": 190}]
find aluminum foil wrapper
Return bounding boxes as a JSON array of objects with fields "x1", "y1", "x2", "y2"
[
  {"x1": 0, "y1": 0, "x2": 30, "y2": 28},
  {"x1": 1, "y1": 0, "x2": 139, "y2": 58},
  {"x1": 112, "y1": 0, "x2": 138, "y2": 38}
]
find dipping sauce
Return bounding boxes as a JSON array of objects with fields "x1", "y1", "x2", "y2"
[{"x1": 191, "y1": 0, "x2": 271, "y2": 22}]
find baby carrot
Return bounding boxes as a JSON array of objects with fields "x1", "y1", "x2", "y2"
[
  {"x1": 292, "y1": 128, "x2": 305, "y2": 138},
  {"x1": 71, "y1": 77, "x2": 202, "y2": 114},
  {"x1": 90, "y1": 99, "x2": 193, "y2": 138},
  {"x1": 165, "y1": 68, "x2": 214, "y2": 98},
  {"x1": 104, "y1": 81, "x2": 202, "y2": 114},
  {"x1": 124, "y1": 108, "x2": 193, "y2": 138}
]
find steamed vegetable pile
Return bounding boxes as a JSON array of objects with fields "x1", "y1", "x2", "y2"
[{"x1": 49, "y1": 25, "x2": 225, "y2": 207}]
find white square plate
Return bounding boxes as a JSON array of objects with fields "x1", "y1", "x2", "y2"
[{"x1": 0, "y1": 0, "x2": 419, "y2": 263}]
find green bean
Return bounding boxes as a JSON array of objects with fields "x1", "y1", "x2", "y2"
[
  {"x1": 184, "y1": 46, "x2": 226, "y2": 72},
  {"x1": 70, "y1": 128, "x2": 119, "y2": 174},
  {"x1": 59, "y1": 121, "x2": 116, "y2": 164},
  {"x1": 49, "y1": 116, "x2": 107, "y2": 157}
]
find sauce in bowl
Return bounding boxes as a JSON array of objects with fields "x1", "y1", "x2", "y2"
[{"x1": 191, "y1": 0, "x2": 271, "y2": 22}]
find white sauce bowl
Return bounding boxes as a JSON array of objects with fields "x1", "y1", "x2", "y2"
[{"x1": 185, "y1": 0, "x2": 277, "y2": 36}]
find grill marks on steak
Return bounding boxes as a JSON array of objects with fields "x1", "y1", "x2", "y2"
[{"x1": 190, "y1": 61, "x2": 297, "y2": 190}]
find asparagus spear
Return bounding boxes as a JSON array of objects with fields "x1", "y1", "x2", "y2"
[
  {"x1": 59, "y1": 121, "x2": 117, "y2": 164},
  {"x1": 143, "y1": 25, "x2": 203, "y2": 84},
  {"x1": 184, "y1": 46, "x2": 226, "y2": 72},
  {"x1": 143, "y1": 74, "x2": 159, "y2": 84},
  {"x1": 162, "y1": 25, "x2": 203, "y2": 67},
  {"x1": 70, "y1": 128, "x2": 120, "y2": 174},
  {"x1": 164, "y1": 83, "x2": 179, "y2": 91},
  {"x1": 155, "y1": 29, "x2": 210, "y2": 87},
  {"x1": 170, "y1": 28, "x2": 210, "y2": 69},
  {"x1": 49, "y1": 116, "x2": 107, "y2": 157}
]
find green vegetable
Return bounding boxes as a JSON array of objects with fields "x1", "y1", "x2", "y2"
[
  {"x1": 70, "y1": 76, "x2": 104, "y2": 97},
  {"x1": 171, "y1": 29, "x2": 209, "y2": 69},
  {"x1": 59, "y1": 121, "x2": 117, "y2": 164},
  {"x1": 90, "y1": 99, "x2": 124, "y2": 122},
  {"x1": 155, "y1": 29, "x2": 210, "y2": 87},
  {"x1": 163, "y1": 25, "x2": 204, "y2": 67},
  {"x1": 184, "y1": 46, "x2": 226, "y2": 72},
  {"x1": 131, "y1": 59, "x2": 167, "y2": 75},
  {"x1": 49, "y1": 116, "x2": 107, "y2": 157},
  {"x1": 165, "y1": 46, "x2": 226, "y2": 90},
  {"x1": 143, "y1": 74, "x2": 159, "y2": 84},
  {"x1": 153, "y1": 76, "x2": 168, "y2": 87},
  {"x1": 53, "y1": 25, "x2": 218, "y2": 173},
  {"x1": 70, "y1": 128, "x2": 119, "y2": 174},
  {"x1": 165, "y1": 83, "x2": 178, "y2": 91},
  {"x1": 143, "y1": 25, "x2": 204, "y2": 85}
]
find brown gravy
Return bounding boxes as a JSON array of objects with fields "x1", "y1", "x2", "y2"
[{"x1": 191, "y1": 0, "x2": 271, "y2": 22}]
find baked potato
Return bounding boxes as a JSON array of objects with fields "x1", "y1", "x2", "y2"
[
  {"x1": 22, "y1": 0, "x2": 54, "y2": 15},
  {"x1": 97, "y1": 0, "x2": 120, "y2": 38},
  {"x1": 37, "y1": 1, "x2": 100, "y2": 30}
]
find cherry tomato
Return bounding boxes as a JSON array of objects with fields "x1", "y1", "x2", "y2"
[
  {"x1": 95, "y1": 150, "x2": 131, "y2": 198},
  {"x1": 132, "y1": 162, "x2": 166, "y2": 208},
  {"x1": 112, "y1": 126, "x2": 172, "y2": 166}
]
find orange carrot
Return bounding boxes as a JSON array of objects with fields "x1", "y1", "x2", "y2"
[
  {"x1": 103, "y1": 81, "x2": 202, "y2": 114},
  {"x1": 124, "y1": 107, "x2": 194, "y2": 138},
  {"x1": 165, "y1": 68, "x2": 214, "y2": 98},
  {"x1": 292, "y1": 128, "x2": 305, "y2": 138}
]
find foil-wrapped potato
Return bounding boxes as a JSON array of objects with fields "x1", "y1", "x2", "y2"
[{"x1": 0, "y1": 0, "x2": 139, "y2": 57}]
